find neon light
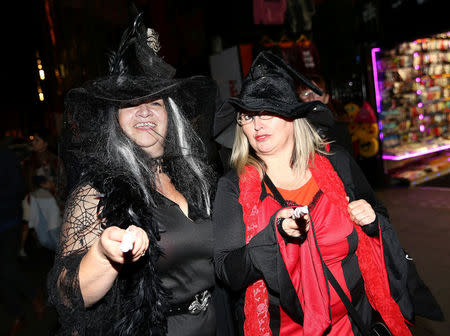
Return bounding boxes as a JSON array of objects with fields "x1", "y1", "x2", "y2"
[
  {"x1": 419, "y1": 125, "x2": 425, "y2": 132},
  {"x1": 371, "y1": 48, "x2": 381, "y2": 113},
  {"x1": 416, "y1": 90, "x2": 422, "y2": 95},
  {"x1": 415, "y1": 77, "x2": 421, "y2": 83},
  {"x1": 382, "y1": 144, "x2": 450, "y2": 161},
  {"x1": 419, "y1": 114, "x2": 424, "y2": 120},
  {"x1": 414, "y1": 65, "x2": 420, "y2": 70},
  {"x1": 418, "y1": 102, "x2": 423, "y2": 108}
]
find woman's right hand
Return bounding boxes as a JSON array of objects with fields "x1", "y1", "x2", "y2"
[
  {"x1": 276, "y1": 208, "x2": 310, "y2": 238},
  {"x1": 95, "y1": 225, "x2": 149, "y2": 264}
]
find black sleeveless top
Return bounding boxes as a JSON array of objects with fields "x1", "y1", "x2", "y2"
[{"x1": 154, "y1": 196, "x2": 216, "y2": 336}]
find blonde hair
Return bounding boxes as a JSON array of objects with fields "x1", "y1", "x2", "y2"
[{"x1": 230, "y1": 117, "x2": 328, "y2": 177}]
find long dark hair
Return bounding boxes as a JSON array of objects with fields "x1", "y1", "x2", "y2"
[{"x1": 61, "y1": 93, "x2": 215, "y2": 334}]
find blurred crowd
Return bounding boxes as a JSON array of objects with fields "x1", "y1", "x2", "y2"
[{"x1": 1, "y1": 128, "x2": 66, "y2": 336}]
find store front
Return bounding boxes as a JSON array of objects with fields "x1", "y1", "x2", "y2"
[{"x1": 372, "y1": 31, "x2": 449, "y2": 187}]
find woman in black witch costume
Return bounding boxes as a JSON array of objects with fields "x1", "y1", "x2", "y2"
[
  {"x1": 47, "y1": 14, "x2": 219, "y2": 335},
  {"x1": 212, "y1": 51, "x2": 443, "y2": 335}
]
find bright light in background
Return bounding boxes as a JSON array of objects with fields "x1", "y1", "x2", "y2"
[
  {"x1": 37, "y1": 86, "x2": 44, "y2": 101},
  {"x1": 419, "y1": 125, "x2": 425, "y2": 132},
  {"x1": 419, "y1": 114, "x2": 424, "y2": 120},
  {"x1": 415, "y1": 77, "x2": 421, "y2": 83},
  {"x1": 414, "y1": 65, "x2": 420, "y2": 70},
  {"x1": 36, "y1": 51, "x2": 45, "y2": 101},
  {"x1": 418, "y1": 102, "x2": 423, "y2": 108},
  {"x1": 371, "y1": 47, "x2": 381, "y2": 113},
  {"x1": 36, "y1": 56, "x2": 45, "y2": 80},
  {"x1": 382, "y1": 144, "x2": 450, "y2": 160}
]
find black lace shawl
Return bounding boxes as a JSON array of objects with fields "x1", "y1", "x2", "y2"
[{"x1": 47, "y1": 171, "x2": 169, "y2": 335}]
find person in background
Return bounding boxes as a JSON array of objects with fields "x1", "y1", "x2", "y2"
[
  {"x1": 0, "y1": 135, "x2": 45, "y2": 336},
  {"x1": 297, "y1": 73, "x2": 354, "y2": 157},
  {"x1": 212, "y1": 51, "x2": 420, "y2": 335},
  {"x1": 46, "y1": 13, "x2": 231, "y2": 336},
  {"x1": 20, "y1": 127, "x2": 66, "y2": 257},
  {"x1": 21, "y1": 127, "x2": 66, "y2": 206}
]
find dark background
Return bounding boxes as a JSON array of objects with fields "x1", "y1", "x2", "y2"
[{"x1": 2, "y1": 0, "x2": 449, "y2": 138}]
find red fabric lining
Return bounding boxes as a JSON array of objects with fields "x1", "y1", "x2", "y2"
[
  {"x1": 311, "y1": 154, "x2": 411, "y2": 336},
  {"x1": 239, "y1": 167, "x2": 272, "y2": 336},
  {"x1": 238, "y1": 154, "x2": 411, "y2": 336}
]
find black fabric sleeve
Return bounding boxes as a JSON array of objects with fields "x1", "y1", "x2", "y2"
[
  {"x1": 276, "y1": 217, "x2": 307, "y2": 244},
  {"x1": 46, "y1": 185, "x2": 118, "y2": 335},
  {"x1": 360, "y1": 215, "x2": 379, "y2": 237},
  {"x1": 213, "y1": 171, "x2": 272, "y2": 291},
  {"x1": 212, "y1": 171, "x2": 305, "y2": 325}
]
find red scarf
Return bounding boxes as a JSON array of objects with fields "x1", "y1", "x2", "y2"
[{"x1": 238, "y1": 154, "x2": 411, "y2": 336}]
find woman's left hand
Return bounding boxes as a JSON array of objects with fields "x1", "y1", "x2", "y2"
[{"x1": 347, "y1": 199, "x2": 376, "y2": 226}]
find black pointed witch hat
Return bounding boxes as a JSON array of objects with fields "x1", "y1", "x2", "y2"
[
  {"x1": 213, "y1": 50, "x2": 334, "y2": 148},
  {"x1": 65, "y1": 13, "x2": 217, "y2": 114}
]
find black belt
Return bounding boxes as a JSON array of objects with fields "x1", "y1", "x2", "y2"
[{"x1": 167, "y1": 290, "x2": 211, "y2": 316}]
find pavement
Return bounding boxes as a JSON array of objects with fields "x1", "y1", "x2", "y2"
[
  {"x1": 1, "y1": 185, "x2": 449, "y2": 336},
  {"x1": 376, "y1": 186, "x2": 450, "y2": 336}
]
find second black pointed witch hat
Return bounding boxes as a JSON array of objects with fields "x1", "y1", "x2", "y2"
[{"x1": 213, "y1": 51, "x2": 334, "y2": 148}]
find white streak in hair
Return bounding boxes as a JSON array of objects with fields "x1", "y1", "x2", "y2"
[
  {"x1": 168, "y1": 98, "x2": 211, "y2": 215},
  {"x1": 107, "y1": 117, "x2": 151, "y2": 205},
  {"x1": 116, "y1": 144, "x2": 150, "y2": 204}
]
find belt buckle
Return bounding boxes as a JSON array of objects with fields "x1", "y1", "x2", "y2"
[{"x1": 188, "y1": 290, "x2": 211, "y2": 315}]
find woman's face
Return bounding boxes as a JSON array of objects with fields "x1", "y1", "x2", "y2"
[
  {"x1": 118, "y1": 99, "x2": 168, "y2": 157},
  {"x1": 31, "y1": 135, "x2": 48, "y2": 153},
  {"x1": 241, "y1": 112, "x2": 295, "y2": 160}
]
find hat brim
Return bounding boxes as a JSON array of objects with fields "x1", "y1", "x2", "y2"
[
  {"x1": 213, "y1": 98, "x2": 335, "y2": 149},
  {"x1": 213, "y1": 98, "x2": 324, "y2": 137},
  {"x1": 67, "y1": 75, "x2": 213, "y2": 105},
  {"x1": 227, "y1": 97, "x2": 321, "y2": 119}
]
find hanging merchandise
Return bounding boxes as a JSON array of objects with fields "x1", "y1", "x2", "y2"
[
  {"x1": 253, "y1": 0, "x2": 287, "y2": 25},
  {"x1": 346, "y1": 101, "x2": 380, "y2": 158},
  {"x1": 279, "y1": 34, "x2": 321, "y2": 76},
  {"x1": 285, "y1": 0, "x2": 316, "y2": 33},
  {"x1": 372, "y1": 31, "x2": 450, "y2": 186}
]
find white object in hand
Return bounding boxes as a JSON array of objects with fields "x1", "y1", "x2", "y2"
[
  {"x1": 120, "y1": 228, "x2": 136, "y2": 253},
  {"x1": 292, "y1": 206, "x2": 309, "y2": 219}
]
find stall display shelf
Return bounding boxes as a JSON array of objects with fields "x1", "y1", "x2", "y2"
[
  {"x1": 389, "y1": 150, "x2": 450, "y2": 186},
  {"x1": 372, "y1": 31, "x2": 450, "y2": 185}
]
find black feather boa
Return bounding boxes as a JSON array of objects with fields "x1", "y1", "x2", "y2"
[{"x1": 89, "y1": 171, "x2": 169, "y2": 335}]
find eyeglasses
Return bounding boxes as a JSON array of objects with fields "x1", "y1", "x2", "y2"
[
  {"x1": 236, "y1": 112, "x2": 275, "y2": 126},
  {"x1": 299, "y1": 90, "x2": 320, "y2": 99},
  {"x1": 299, "y1": 90, "x2": 321, "y2": 101}
]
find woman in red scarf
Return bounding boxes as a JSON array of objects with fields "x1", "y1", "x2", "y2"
[{"x1": 212, "y1": 51, "x2": 414, "y2": 336}]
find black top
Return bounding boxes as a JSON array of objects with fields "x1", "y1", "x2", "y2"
[
  {"x1": 154, "y1": 196, "x2": 216, "y2": 336},
  {"x1": 47, "y1": 185, "x2": 217, "y2": 336}
]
